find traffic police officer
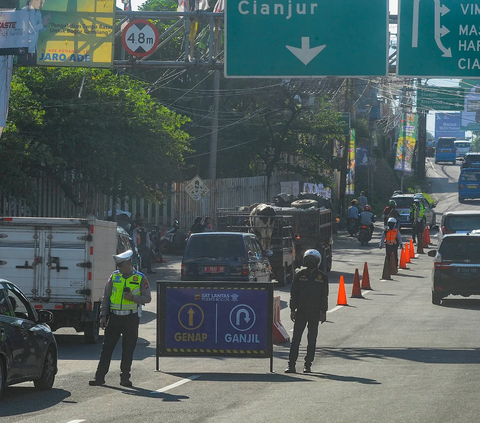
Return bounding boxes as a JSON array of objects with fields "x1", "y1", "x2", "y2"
[
  {"x1": 409, "y1": 198, "x2": 426, "y2": 244},
  {"x1": 285, "y1": 249, "x2": 329, "y2": 374},
  {"x1": 380, "y1": 218, "x2": 403, "y2": 269},
  {"x1": 89, "y1": 250, "x2": 152, "y2": 387}
]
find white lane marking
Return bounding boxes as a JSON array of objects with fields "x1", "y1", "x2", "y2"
[
  {"x1": 67, "y1": 420, "x2": 86, "y2": 423},
  {"x1": 151, "y1": 375, "x2": 200, "y2": 393},
  {"x1": 289, "y1": 290, "x2": 372, "y2": 330}
]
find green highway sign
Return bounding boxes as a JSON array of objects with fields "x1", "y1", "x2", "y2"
[
  {"x1": 417, "y1": 87, "x2": 466, "y2": 111},
  {"x1": 225, "y1": 0, "x2": 388, "y2": 78},
  {"x1": 398, "y1": 0, "x2": 480, "y2": 77}
]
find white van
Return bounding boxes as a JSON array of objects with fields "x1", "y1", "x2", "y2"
[{"x1": 454, "y1": 140, "x2": 472, "y2": 159}]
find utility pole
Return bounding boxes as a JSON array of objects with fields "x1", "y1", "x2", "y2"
[
  {"x1": 417, "y1": 79, "x2": 427, "y2": 180},
  {"x1": 339, "y1": 79, "x2": 350, "y2": 221},
  {"x1": 209, "y1": 70, "x2": 220, "y2": 180}
]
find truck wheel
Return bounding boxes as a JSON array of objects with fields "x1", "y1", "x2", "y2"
[
  {"x1": 291, "y1": 199, "x2": 318, "y2": 209},
  {"x1": 160, "y1": 240, "x2": 172, "y2": 254},
  {"x1": 275, "y1": 267, "x2": 286, "y2": 287},
  {"x1": 84, "y1": 319, "x2": 100, "y2": 344},
  {"x1": 34, "y1": 346, "x2": 56, "y2": 390}
]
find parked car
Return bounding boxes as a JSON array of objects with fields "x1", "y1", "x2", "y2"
[
  {"x1": 458, "y1": 166, "x2": 480, "y2": 203},
  {"x1": 435, "y1": 137, "x2": 457, "y2": 164},
  {"x1": 0, "y1": 279, "x2": 57, "y2": 399},
  {"x1": 454, "y1": 140, "x2": 472, "y2": 159},
  {"x1": 428, "y1": 233, "x2": 480, "y2": 305},
  {"x1": 461, "y1": 152, "x2": 480, "y2": 169},
  {"x1": 181, "y1": 232, "x2": 272, "y2": 282},
  {"x1": 390, "y1": 193, "x2": 436, "y2": 229},
  {"x1": 438, "y1": 210, "x2": 480, "y2": 241}
]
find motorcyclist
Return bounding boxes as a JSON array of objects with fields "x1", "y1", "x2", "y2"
[
  {"x1": 132, "y1": 219, "x2": 156, "y2": 274},
  {"x1": 347, "y1": 199, "x2": 360, "y2": 236},
  {"x1": 382, "y1": 200, "x2": 400, "y2": 228},
  {"x1": 359, "y1": 205, "x2": 375, "y2": 237}
]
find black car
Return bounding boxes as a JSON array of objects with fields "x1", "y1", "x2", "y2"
[
  {"x1": 181, "y1": 232, "x2": 272, "y2": 282},
  {"x1": 428, "y1": 233, "x2": 480, "y2": 305},
  {"x1": 461, "y1": 152, "x2": 480, "y2": 169},
  {"x1": 0, "y1": 279, "x2": 57, "y2": 399}
]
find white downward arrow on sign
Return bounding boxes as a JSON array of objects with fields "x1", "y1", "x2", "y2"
[{"x1": 286, "y1": 37, "x2": 326, "y2": 65}]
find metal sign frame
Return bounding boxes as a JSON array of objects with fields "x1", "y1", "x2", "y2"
[{"x1": 156, "y1": 281, "x2": 274, "y2": 372}]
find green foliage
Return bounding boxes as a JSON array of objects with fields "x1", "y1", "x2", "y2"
[
  {"x1": 2, "y1": 67, "x2": 190, "y2": 204},
  {"x1": 472, "y1": 134, "x2": 480, "y2": 152}
]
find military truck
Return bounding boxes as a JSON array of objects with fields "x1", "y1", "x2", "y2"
[
  {"x1": 216, "y1": 208, "x2": 295, "y2": 286},
  {"x1": 273, "y1": 206, "x2": 333, "y2": 272}
]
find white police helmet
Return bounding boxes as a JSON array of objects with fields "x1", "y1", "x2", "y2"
[
  {"x1": 113, "y1": 249, "x2": 133, "y2": 265},
  {"x1": 387, "y1": 217, "x2": 397, "y2": 224},
  {"x1": 303, "y1": 249, "x2": 322, "y2": 267}
]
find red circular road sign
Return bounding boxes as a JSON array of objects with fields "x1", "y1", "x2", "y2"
[{"x1": 122, "y1": 19, "x2": 159, "y2": 57}]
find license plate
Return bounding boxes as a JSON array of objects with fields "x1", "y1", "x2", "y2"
[
  {"x1": 441, "y1": 149, "x2": 451, "y2": 153},
  {"x1": 204, "y1": 266, "x2": 225, "y2": 274},
  {"x1": 457, "y1": 268, "x2": 478, "y2": 275},
  {"x1": 466, "y1": 184, "x2": 478, "y2": 189}
]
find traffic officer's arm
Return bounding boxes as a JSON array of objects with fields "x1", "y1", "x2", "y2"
[
  {"x1": 99, "y1": 278, "x2": 113, "y2": 329},
  {"x1": 320, "y1": 274, "x2": 329, "y2": 323},
  {"x1": 289, "y1": 273, "x2": 300, "y2": 322},
  {"x1": 124, "y1": 276, "x2": 152, "y2": 305},
  {"x1": 397, "y1": 231, "x2": 403, "y2": 247},
  {"x1": 379, "y1": 231, "x2": 386, "y2": 248}
]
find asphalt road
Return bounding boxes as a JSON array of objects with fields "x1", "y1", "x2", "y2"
[{"x1": 2, "y1": 159, "x2": 480, "y2": 423}]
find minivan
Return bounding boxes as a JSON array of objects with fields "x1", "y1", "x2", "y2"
[
  {"x1": 454, "y1": 140, "x2": 472, "y2": 159},
  {"x1": 458, "y1": 167, "x2": 480, "y2": 203},
  {"x1": 181, "y1": 232, "x2": 272, "y2": 282},
  {"x1": 435, "y1": 137, "x2": 457, "y2": 164},
  {"x1": 438, "y1": 210, "x2": 480, "y2": 241}
]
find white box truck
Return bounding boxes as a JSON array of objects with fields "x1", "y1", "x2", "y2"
[{"x1": 0, "y1": 217, "x2": 118, "y2": 343}]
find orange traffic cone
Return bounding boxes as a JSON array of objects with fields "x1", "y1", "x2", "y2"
[
  {"x1": 417, "y1": 233, "x2": 424, "y2": 254},
  {"x1": 409, "y1": 239, "x2": 415, "y2": 259},
  {"x1": 361, "y1": 262, "x2": 372, "y2": 290},
  {"x1": 381, "y1": 254, "x2": 392, "y2": 280},
  {"x1": 390, "y1": 251, "x2": 398, "y2": 275},
  {"x1": 351, "y1": 268, "x2": 364, "y2": 298},
  {"x1": 337, "y1": 276, "x2": 348, "y2": 305},
  {"x1": 426, "y1": 226, "x2": 431, "y2": 244},
  {"x1": 422, "y1": 227, "x2": 429, "y2": 248},
  {"x1": 405, "y1": 243, "x2": 411, "y2": 264},
  {"x1": 399, "y1": 246, "x2": 408, "y2": 269}
]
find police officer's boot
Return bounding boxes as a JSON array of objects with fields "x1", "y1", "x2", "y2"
[{"x1": 284, "y1": 363, "x2": 296, "y2": 373}]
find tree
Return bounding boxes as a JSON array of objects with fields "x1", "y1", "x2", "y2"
[{"x1": 2, "y1": 67, "x2": 190, "y2": 205}]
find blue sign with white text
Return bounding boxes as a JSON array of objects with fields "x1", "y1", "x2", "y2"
[{"x1": 161, "y1": 284, "x2": 271, "y2": 355}]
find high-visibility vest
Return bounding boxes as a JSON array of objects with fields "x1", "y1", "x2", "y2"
[
  {"x1": 418, "y1": 204, "x2": 425, "y2": 218},
  {"x1": 385, "y1": 229, "x2": 398, "y2": 245},
  {"x1": 109, "y1": 271, "x2": 144, "y2": 311}
]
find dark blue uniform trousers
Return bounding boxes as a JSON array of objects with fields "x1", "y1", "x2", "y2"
[
  {"x1": 95, "y1": 313, "x2": 139, "y2": 383},
  {"x1": 288, "y1": 311, "x2": 320, "y2": 366}
]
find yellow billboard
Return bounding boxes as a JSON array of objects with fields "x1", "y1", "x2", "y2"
[{"x1": 17, "y1": 0, "x2": 114, "y2": 68}]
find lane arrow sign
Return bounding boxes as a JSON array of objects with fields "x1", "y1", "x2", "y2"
[{"x1": 286, "y1": 37, "x2": 326, "y2": 65}]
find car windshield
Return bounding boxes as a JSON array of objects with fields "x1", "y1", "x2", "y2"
[
  {"x1": 465, "y1": 154, "x2": 480, "y2": 162},
  {"x1": 184, "y1": 236, "x2": 245, "y2": 261},
  {"x1": 445, "y1": 215, "x2": 480, "y2": 231},
  {"x1": 460, "y1": 171, "x2": 480, "y2": 182},
  {"x1": 455, "y1": 142, "x2": 470, "y2": 148},
  {"x1": 439, "y1": 237, "x2": 480, "y2": 261},
  {"x1": 392, "y1": 197, "x2": 414, "y2": 208}
]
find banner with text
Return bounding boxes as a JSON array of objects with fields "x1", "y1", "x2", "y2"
[
  {"x1": 346, "y1": 129, "x2": 355, "y2": 195},
  {"x1": 0, "y1": 10, "x2": 29, "y2": 55},
  {"x1": 394, "y1": 113, "x2": 418, "y2": 172},
  {"x1": 15, "y1": 0, "x2": 114, "y2": 68},
  {"x1": 434, "y1": 113, "x2": 464, "y2": 142}
]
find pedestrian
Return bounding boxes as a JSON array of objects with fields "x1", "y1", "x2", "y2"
[
  {"x1": 285, "y1": 249, "x2": 329, "y2": 374},
  {"x1": 203, "y1": 216, "x2": 213, "y2": 232},
  {"x1": 409, "y1": 198, "x2": 426, "y2": 244},
  {"x1": 89, "y1": 250, "x2": 152, "y2": 387},
  {"x1": 379, "y1": 218, "x2": 403, "y2": 269},
  {"x1": 382, "y1": 200, "x2": 400, "y2": 228},
  {"x1": 357, "y1": 191, "x2": 368, "y2": 212},
  {"x1": 347, "y1": 199, "x2": 360, "y2": 235},
  {"x1": 133, "y1": 218, "x2": 156, "y2": 274},
  {"x1": 187, "y1": 216, "x2": 204, "y2": 239}
]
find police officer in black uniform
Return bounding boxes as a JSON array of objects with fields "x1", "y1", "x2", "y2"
[
  {"x1": 285, "y1": 249, "x2": 329, "y2": 374},
  {"x1": 89, "y1": 250, "x2": 151, "y2": 387}
]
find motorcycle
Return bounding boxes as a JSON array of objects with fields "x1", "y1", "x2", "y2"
[
  {"x1": 357, "y1": 225, "x2": 372, "y2": 246},
  {"x1": 347, "y1": 218, "x2": 359, "y2": 237},
  {"x1": 159, "y1": 220, "x2": 180, "y2": 254}
]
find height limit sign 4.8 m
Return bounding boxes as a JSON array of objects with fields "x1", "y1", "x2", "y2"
[
  {"x1": 122, "y1": 19, "x2": 159, "y2": 57},
  {"x1": 225, "y1": 0, "x2": 388, "y2": 77}
]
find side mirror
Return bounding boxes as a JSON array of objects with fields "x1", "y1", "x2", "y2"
[
  {"x1": 37, "y1": 309, "x2": 54, "y2": 324},
  {"x1": 427, "y1": 250, "x2": 437, "y2": 257}
]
